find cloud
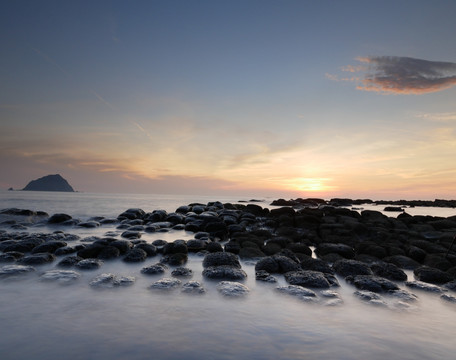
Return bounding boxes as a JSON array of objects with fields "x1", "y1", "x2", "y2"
[
  {"x1": 331, "y1": 56, "x2": 456, "y2": 94},
  {"x1": 416, "y1": 112, "x2": 456, "y2": 122}
]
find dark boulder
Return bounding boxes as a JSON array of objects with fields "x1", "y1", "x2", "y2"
[
  {"x1": 77, "y1": 244, "x2": 104, "y2": 259},
  {"x1": 383, "y1": 255, "x2": 421, "y2": 270},
  {"x1": 370, "y1": 262, "x2": 408, "y2": 281},
  {"x1": 141, "y1": 263, "x2": 168, "y2": 275},
  {"x1": 239, "y1": 247, "x2": 266, "y2": 259},
  {"x1": 123, "y1": 248, "x2": 147, "y2": 262},
  {"x1": 346, "y1": 275, "x2": 400, "y2": 293},
  {"x1": 48, "y1": 213, "x2": 72, "y2": 224},
  {"x1": 134, "y1": 243, "x2": 157, "y2": 257},
  {"x1": 300, "y1": 257, "x2": 334, "y2": 274},
  {"x1": 57, "y1": 256, "x2": 83, "y2": 267},
  {"x1": 202, "y1": 265, "x2": 247, "y2": 280},
  {"x1": 413, "y1": 266, "x2": 454, "y2": 284},
  {"x1": 160, "y1": 253, "x2": 188, "y2": 266},
  {"x1": 163, "y1": 241, "x2": 188, "y2": 255},
  {"x1": 254, "y1": 255, "x2": 300, "y2": 274},
  {"x1": 203, "y1": 252, "x2": 241, "y2": 269},
  {"x1": 315, "y1": 243, "x2": 355, "y2": 259},
  {"x1": 255, "y1": 270, "x2": 277, "y2": 283},
  {"x1": 18, "y1": 253, "x2": 55, "y2": 265},
  {"x1": 284, "y1": 270, "x2": 331, "y2": 288},
  {"x1": 76, "y1": 258, "x2": 103, "y2": 270},
  {"x1": 31, "y1": 240, "x2": 67, "y2": 254},
  {"x1": 110, "y1": 240, "x2": 134, "y2": 254},
  {"x1": 333, "y1": 259, "x2": 373, "y2": 277},
  {"x1": 171, "y1": 267, "x2": 193, "y2": 277},
  {"x1": 118, "y1": 208, "x2": 145, "y2": 220}
]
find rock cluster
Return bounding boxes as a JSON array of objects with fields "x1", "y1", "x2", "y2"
[{"x1": 1, "y1": 199, "x2": 456, "y2": 307}]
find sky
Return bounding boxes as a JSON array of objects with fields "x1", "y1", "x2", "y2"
[{"x1": 1, "y1": 0, "x2": 456, "y2": 199}]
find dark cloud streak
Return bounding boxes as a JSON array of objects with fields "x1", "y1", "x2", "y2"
[{"x1": 333, "y1": 56, "x2": 456, "y2": 94}]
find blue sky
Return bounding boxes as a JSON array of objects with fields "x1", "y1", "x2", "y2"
[{"x1": 1, "y1": 0, "x2": 456, "y2": 199}]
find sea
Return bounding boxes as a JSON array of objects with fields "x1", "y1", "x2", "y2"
[{"x1": 0, "y1": 190, "x2": 455, "y2": 360}]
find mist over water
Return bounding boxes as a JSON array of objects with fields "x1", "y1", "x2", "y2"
[{"x1": 1, "y1": 191, "x2": 455, "y2": 360}]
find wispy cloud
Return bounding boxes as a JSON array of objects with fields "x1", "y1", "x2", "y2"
[
  {"x1": 330, "y1": 56, "x2": 456, "y2": 94},
  {"x1": 416, "y1": 112, "x2": 456, "y2": 122}
]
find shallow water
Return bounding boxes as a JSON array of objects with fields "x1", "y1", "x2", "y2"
[{"x1": 1, "y1": 191, "x2": 456, "y2": 360}]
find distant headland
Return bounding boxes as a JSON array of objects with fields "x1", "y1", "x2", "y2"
[{"x1": 21, "y1": 174, "x2": 75, "y2": 192}]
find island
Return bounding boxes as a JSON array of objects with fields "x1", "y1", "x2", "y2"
[{"x1": 22, "y1": 174, "x2": 75, "y2": 192}]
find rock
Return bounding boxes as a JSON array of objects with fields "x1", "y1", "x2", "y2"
[
  {"x1": 413, "y1": 266, "x2": 454, "y2": 284},
  {"x1": 57, "y1": 255, "x2": 83, "y2": 267},
  {"x1": 77, "y1": 244, "x2": 104, "y2": 259},
  {"x1": 110, "y1": 240, "x2": 134, "y2": 254},
  {"x1": 443, "y1": 281, "x2": 456, "y2": 291},
  {"x1": 333, "y1": 259, "x2": 373, "y2": 277},
  {"x1": 441, "y1": 294, "x2": 456, "y2": 303},
  {"x1": 284, "y1": 270, "x2": 331, "y2": 288},
  {"x1": 181, "y1": 281, "x2": 206, "y2": 294},
  {"x1": 89, "y1": 273, "x2": 135, "y2": 287},
  {"x1": 370, "y1": 262, "x2": 408, "y2": 281},
  {"x1": 163, "y1": 241, "x2": 188, "y2": 255},
  {"x1": 160, "y1": 253, "x2": 188, "y2": 266},
  {"x1": 76, "y1": 258, "x2": 103, "y2": 270},
  {"x1": 216, "y1": 281, "x2": 250, "y2": 297},
  {"x1": 18, "y1": 253, "x2": 56, "y2": 265},
  {"x1": 171, "y1": 267, "x2": 193, "y2": 277},
  {"x1": 315, "y1": 243, "x2": 355, "y2": 259},
  {"x1": 97, "y1": 246, "x2": 121, "y2": 260},
  {"x1": 0, "y1": 252, "x2": 23, "y2": 263},
  {"x1": 346, "y1": 275, "x2": 400, "y2": 293},
  {"x1": 0, "y1": 264, "x2": 35, "y2": 277},
  {"x1": 22, "y1": 174, "x2": 74, "y2": 192},
  {"x1": 118, "y1": 208, "x2": 146, "y2": 220},
  {"x1": 255, "y1": 270, "x2": 277, "y2": 283},
  {"x1": 300, "y1": 257, "x2": 334, "y2": 274},
  {"x1": 40, "y1": 270, "x2": 81, "y2": 283},
  {"x1": 387, "y1": 289, "x2": 418, "y2": 302},
  {"x1": 141, "y1": 263, "x2": 168, "y2": 275},
  {"x1": 239, "y1": 247, "x2": 266, "y2": 259},
  {"x1": 48, "y1": 213, "x2": 73, "y2": 224},
  {"x1": 203, "y1": 252, "x2": 241, "y2": 268},
  {"x1": 203, "y1": 265, "x2": 247, "y2": 280},
  {"x1": 54, "y1": 246, "x2": 79, "y2": 256},
  {"x1": 254, "y1": 255, "x2": 300, "y2": 274},
  {"x1": 32, "y1": 240, "x2": 67, "y2": 254},
  {"x1": 383, "y1": 255, "x2": 421, "y2": 270},
  {"x1": 405, "y1": 280, "x2": 445, "y2": 293},
  {"x1": 149, "y1": 278, "x2": 182, "y2": 290},
  {"x1": 275, "y1": 285, "x2": 317, "y2": 299},
  {"x1": 121, "y1": 231, "x2": 141, "y2": 239},
  {"x1": 354, "y1": 290, "x2": 387, "y2": 306},
  {"x1": 187, "y1": 239, "x2": 207, "y2": 252},
  {"x1": 123, "y1": 248, "x2": 147, "y2": 262}
]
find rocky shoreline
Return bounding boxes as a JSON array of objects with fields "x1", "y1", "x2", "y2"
[{"x1": 1, "y1": 200, "x2": 456, "y2": 306}]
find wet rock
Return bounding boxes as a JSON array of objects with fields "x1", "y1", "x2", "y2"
[
  {"x1": 255, "y1": 255, "x2": 300, "y2": 274},
  {"x1": 187, "y1": 239, "x2": 207, "y2": 252},
  {"x1": 77, "y1": 221, "x2": 100, "y2": 228},
  {"x1": 54, "y1": 246, "x2": 80, "y2": 256},
  {"x1": 315, "y1": 243, "x2": 355, "y2": 259},
  {"x1": 18, "y1": 253, "x2": 56, "y2": 265},
  {"x1": 203, "y1": 252, "x2": 241, "y2": 268},
  {"x1": 286, "y1": 243, "x2": 312, "y2": 257},
  {"x1": 333, "y1": 259, "x2": 373, "y2": 277},
  {"x1": 284, "y1": 270, "x2": 331, "y2": 288},
  {"x1": 40, "y1": 270, "x2": 81, "y2": 283},
  {"x1": 255, "y1": 270, "x2": 277, "y2": 283},
  {"x1": 413, "y1": 266, "x2": 454, "y2": 284},
  {"x1": 223, "y1": 241, "x2": 241, "y2": 254},
  {"x1": 121, "y1": 231, "x2": 141, "y2": 239},
  {"x1": 141, "y1": 263, "x2": 168, "y2": 275},
  {"x1": 346, "y1": 275, "x2": 400, "y2": 293},
  {"x1": 275, "y1": 285, "x2": 317, "y2": 299},
  {"x1": 160, "y1": 253, "x2": 188, "y2": 266},
  {"x1": 300, "y1": 257, "x2": 334, "y2": 274},
  {"x1": 0, "y1": 252, "x2": 23, "y2": 263},
  {"x1": 370, "y1": 262, "x2": 408, "y2": 281},
  {"x1": 57, "y1": 255, "x2": 83, "y2": 267},
  {"x1": 440, "y1": 294, "x2": 456, "y2": 303},
  {"x1": 407, "y1": 246, "x2": 427, "y2": 263},
  {"x1": 354, "y1": 290, "x2": 387, "y2": 306},
  {"x1": 405, "y1": 280, "x2": 445, "y2": 293},
  {"x1": 383, "y1": 255, "x2": 421, "y2": 270},
  {"x1": 32, "y1": 240, "x2": 67, "y2": 254},
  {"x1": 239, "y1": 247, "x2": 266, "y2": 259},
  {"x1": 203, "y1": 265, "x2": 247, "y2": 280},
  {"x1": 89, "y1": 273, "x2": 135, "y2": 288},
  {"x1": 110, "y1": 240, "x2": 134, "y2": 254},
  {"x1": 77, "y1": 244, "x2": 104, "y2": 259},
  {"x1": 134, "y1": 243, "x2": 157, "y2": 257},
  {"x1": 118, "y1": 208, "x2": 145, "y2": 220},
  {"x1": 76, "y1": 258, "x2": 103, "y2": 270},
  {"x1": 387, "y1": 289, "x2": 418, "y2": 302},
  {"x1": 0, "y1": 264, "x2": 35, "y2": 277},
  {"x1": 216, "y1": 281, "x2": 250, "y2": 297},
  {"x1": 48, "y1": 213, "x2": 72, "y2": 224},
  {"x1": 181, "y1": 281, "x2": 206, "y2": 294},
  {"x1": 443, "y1": 280, "x2": 456, "y2": 292},
  {"x1": 97, "y1": 246, "x2": 121, "y2": 260},
  {"x1": 152, "y1": 239, "x2": 167, "y2": 252},
  {"x1": 163, "y1": 240, "x2": 188, "y2": 255},
  {"x1": 171, "y1": 267, "x2": 193, "y2": 277},
  {"x1": 149, "y1": 278, "x2": 181, "y2": 290},
  {"x1": 123, "y1": 248, "x2": 147, "y2": 262}
]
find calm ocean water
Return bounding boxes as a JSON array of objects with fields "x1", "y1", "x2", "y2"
[{"x1": 0, "y1": 191, "x2": 455, "y2": 360}]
